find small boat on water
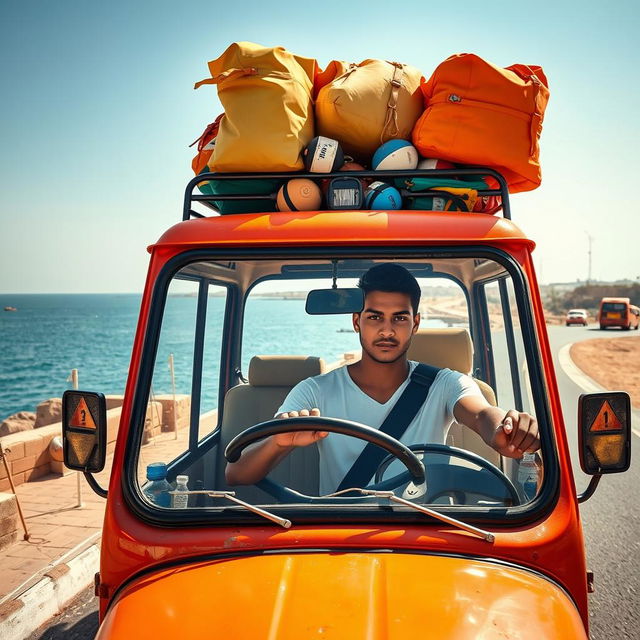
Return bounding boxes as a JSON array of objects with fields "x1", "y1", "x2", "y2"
[{"x1": 4, "y1": 306, "x2": 17, "y2": 312}]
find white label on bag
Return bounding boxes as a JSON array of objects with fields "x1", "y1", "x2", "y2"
[
  {"x1": 433, "y1": 197, "x2": 446, "y2": 211},
  {"x1": 311, "y1": 137, "x2": 339, "y2": 173},
  {"x1": 333, "y1": 188, "x2": 359, "y2": 208}
]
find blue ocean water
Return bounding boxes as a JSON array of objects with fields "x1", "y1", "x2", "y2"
[
  {"x1": 0, "y1": 294, "x2": 444, "y2": 420},
  {"x1": 0, "y1": 294, "x2": 141, "y2": 419}
]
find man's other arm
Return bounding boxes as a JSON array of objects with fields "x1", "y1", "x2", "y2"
[{"x1": 453, "y1": 395, "x2": 540, "y2": 458}]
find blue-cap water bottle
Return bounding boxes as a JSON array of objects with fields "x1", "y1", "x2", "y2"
[{"x1": 144, "y1": 462, "x2": 173, "y2": 507}]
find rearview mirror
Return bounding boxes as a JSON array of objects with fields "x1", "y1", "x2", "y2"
[
  {"x1": 62, "y1": 390, "x2": 107, "y2": 473},
  {"x1": 578, "y1": 392, "x2": 631, "y2": 475},
  {"x1": 305, "y1": 288, "x2": 364, "y2": 315}
]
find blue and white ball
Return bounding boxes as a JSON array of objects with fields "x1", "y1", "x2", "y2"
[
  {"x1": 372, "y1": 140, "x2": 419, "y2": 171},
  {"x1": 364, "y1": 181, "x2": 402, "y2": 210}
]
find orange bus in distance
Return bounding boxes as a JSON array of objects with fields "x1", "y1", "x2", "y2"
[{"x1": 598, "y1": 297, "x2": 640, "y2": 330}]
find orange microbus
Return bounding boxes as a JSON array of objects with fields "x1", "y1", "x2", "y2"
[
  {"x1": 598, "y1": 296, "x2": 640, "y2": 330},
  {"x1": 62, "y1": 167, "x2": 631, "y2": 639}
]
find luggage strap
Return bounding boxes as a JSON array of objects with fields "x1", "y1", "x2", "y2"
[
  {"x1": 381, "y1": 61, "x2": 404, "y2": 142},
  {"x1": 336, "y1": 363, "x2": 440, "y2": 492}
]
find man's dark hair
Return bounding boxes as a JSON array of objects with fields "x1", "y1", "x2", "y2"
[{"x1": 358, "y1": 263, "x2": 421, "y2": 314}]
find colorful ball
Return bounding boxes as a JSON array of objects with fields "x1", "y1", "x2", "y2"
[
  {"x1": 277, "y1": 179, "x2": 322, "y2": 211},
  {"x1": 304, "y1": 136, "x2": 345, "y2": 173},
  {"x1": 417, "y1": 158, "x2": 456, "y2": 170},
  {"x1": 372, "y1": 140, "x2": 419, "y2": 171},
  {"x1": 364, "y1": 181, "x2": 402, "y2": 210}
]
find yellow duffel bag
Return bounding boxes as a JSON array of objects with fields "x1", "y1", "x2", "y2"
[
  {"x1": 195, "y1": 42, "x2": 317, "y2": 172},
  {"x1": 315, "y1": 59, "x2": 424, "y2": 161}
]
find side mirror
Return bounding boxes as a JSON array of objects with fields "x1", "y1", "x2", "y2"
[
  {"x1": 62, "y1": 390, "x2": 107, "y2": 473},
  {"x1": 578, "y1": 392, "x2": 631, "y2": 475},
  {"x1": 577, "y1": 392, "x2": 631, "y2": 503},
  {"x1": 305, "y1": 288, "x2": 364, "y2": 315}
]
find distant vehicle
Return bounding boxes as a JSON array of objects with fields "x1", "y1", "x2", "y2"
[
  {"x1": 598, "y1": 297, "x2": 640, "y2": 330},
  {"x1": 565, "y1": 309, "x2": 588, "y2": 327}
]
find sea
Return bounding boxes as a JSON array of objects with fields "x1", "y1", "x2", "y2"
[{"x1": 0, "y1": 294, "x2": 446, "y2": 420}]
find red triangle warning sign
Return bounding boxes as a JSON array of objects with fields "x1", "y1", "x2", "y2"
[
  {"x1": 69, "y1": 397, "x2": 97, "y2": 429},
  {"x1": 589, "y1": 400, "x2": 622, "y2": 432}
]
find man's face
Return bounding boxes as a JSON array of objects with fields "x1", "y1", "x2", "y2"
[{"x1": 353, "y1": 290, "x2": 420, "y2": 364}]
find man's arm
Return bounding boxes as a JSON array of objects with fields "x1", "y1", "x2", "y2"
[
  {"x1": 453, "y1": 394, "x2": 540, "y2": 458},
  {"x1": 225, "y1": 408, "x2": 327, "y2": 485}
]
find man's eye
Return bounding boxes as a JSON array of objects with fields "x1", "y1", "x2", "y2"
[
  {"x1": 394, "y1": 316, "x2": 409, "y2": 322},
  {"x1": 367, "y1": 315, "x2": 380, "y2": 320}
]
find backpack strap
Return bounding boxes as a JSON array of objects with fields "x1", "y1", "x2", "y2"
[{"x1": 336, "y1": 363, "x2": 440, "y2": 492}]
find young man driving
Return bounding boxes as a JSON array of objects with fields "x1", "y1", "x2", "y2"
[{"x1": 226, "y1": 263, "x2": 539, "y2": 494}]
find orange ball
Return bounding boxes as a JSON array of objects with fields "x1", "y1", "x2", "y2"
[{"x1": 276, "y1": 179, "x2": 322, "y2": 211}]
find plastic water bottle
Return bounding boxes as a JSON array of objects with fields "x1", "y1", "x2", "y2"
[
  {"x1": 143, "y1": 462, "x2": 173, "y2": 507},
  {"x1": 172, "y1": 475, "x2": 190, "y2": 509},
  {"x1": 518, "y1": 453, "x2": 538, "y2": 501}
]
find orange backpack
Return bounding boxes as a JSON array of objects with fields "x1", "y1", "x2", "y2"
[
  {"x1": 190, "y1": 114, "x2": 224, "y2": 176},
  {"x1": 412, "y1": 54, "x2": 549, "y2": 193}
]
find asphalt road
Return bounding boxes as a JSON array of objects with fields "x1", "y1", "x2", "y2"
[
  {"x1": 30, "y1": 324, "x2": 639, "y2": 640},
  {"x1": 545, "y1": 324, "x2": 640, "y2": 640}
]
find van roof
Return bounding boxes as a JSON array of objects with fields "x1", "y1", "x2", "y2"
[{"x1": 151, "y1": 210, "x2": 535, "y2": 252}]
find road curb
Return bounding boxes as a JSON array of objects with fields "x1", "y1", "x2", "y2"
[
  {"x1": 558, "y1": 342, "x2": 640, "y2": 438},
  {"x1": 0, "y1": 540, "x2": 99, "y2": 640}
]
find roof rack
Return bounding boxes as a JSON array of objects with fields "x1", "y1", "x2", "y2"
[{"x1": 182, "y1": 167, "x2": 511, "y2": 222}]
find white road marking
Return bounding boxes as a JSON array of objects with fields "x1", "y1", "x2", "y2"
[{"x1": 558, "y1": 342, "x2": 640, "y2": 439}]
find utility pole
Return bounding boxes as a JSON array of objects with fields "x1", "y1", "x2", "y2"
[{"x1": 585, "y1": 232, "x2": 593, "y2": 285}]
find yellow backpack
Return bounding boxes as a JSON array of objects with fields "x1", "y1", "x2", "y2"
[
  {"x1": 315, "y1": 59, "x2": 424, "y2": 161},
  {"x1": 195, "y1": 42, "x2": 317, "y2": 172}
]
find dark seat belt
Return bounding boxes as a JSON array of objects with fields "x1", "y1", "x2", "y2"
[{"x1": 336, "y1": 363, "x2": 440, "y2": 491}]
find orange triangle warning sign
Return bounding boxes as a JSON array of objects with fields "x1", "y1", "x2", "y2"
[
  {"x1": 589, "y1": 400, "x2": 622, "y2": 432},
  {"x1": 69, "y1": 397, "x2": 97, "y2": 429}
]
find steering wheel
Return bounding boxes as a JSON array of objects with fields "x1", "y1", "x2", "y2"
[
  {"x1": 375, "y1": 444, "x2": 521, "y2": 506},
  {"x1": 225, "y1": 416, "x2": 425, "y2": 504}
]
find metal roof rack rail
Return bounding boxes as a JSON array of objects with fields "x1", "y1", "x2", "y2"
[{"x1": 182, "y1": 166, "x2": 511, "y2": 222}]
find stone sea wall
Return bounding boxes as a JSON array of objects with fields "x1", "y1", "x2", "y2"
[{"x1": 0, "y1": 394, "x2": 191, "y2": 492}]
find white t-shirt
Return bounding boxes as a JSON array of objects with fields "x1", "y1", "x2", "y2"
[{"x1": 277, "y1": 361, "x2": 484, "y2": 494}]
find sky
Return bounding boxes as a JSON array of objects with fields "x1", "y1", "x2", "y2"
[{"x1": 1, "y1": 0, "x2": 638, "y2": 293}]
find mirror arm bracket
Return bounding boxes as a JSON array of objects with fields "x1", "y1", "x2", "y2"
[
  {"x1": 84, "y1": 471, "x2": 108, "y2": 499},
  {"x1": 577, "y1": 472, "x2": 602, "y2": 503}
]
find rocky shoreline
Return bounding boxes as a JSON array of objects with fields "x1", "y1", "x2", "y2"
[{"x1": 0, "y1": 398, "x2": 62, "y2": 438}]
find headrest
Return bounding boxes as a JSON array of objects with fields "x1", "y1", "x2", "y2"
[
  {"x1": 406, "y1": 328, "x2": 473, "y2": 374},
  {"x1": 248, "y1": 355, "x2": 326, "y2": 387}
]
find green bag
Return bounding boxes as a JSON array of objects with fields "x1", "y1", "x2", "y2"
[
  {"x1": 197, "y1": 170, "x2": 283, "y2": 214},
  {"x1": 397, "y1": 176, "x2": 489, "y2": 211}
]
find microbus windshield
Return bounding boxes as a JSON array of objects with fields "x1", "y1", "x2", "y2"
[{"x1": 127, "y1": 251, "x2": 553, "y2": 526}]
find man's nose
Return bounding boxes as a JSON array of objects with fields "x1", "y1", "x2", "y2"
[{"x1": 379, "y1": 321, "x2": 395, "y2": 336}]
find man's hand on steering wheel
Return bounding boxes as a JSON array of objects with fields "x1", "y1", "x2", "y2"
[{"x1": 274, "y1": 408, "x2": 328, "y2": 448}]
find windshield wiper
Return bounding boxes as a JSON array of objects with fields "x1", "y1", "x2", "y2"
[
  {"x1": 176, "y1": 489, "x2": 495, "y2": 541},
  {"x1": 328, "y1": 488, "x2": 495, "y2": 542},
  {"x1": 174, "y1": 490, "x2": 291, "y2": 529}
]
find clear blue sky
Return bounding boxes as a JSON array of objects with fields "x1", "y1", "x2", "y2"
[{"x1": 1, "y1": 0, "x2": 638, "y2": 292}]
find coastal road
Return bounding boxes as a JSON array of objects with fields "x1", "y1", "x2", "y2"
[
  {"x1": 28, "y1": 324, "x2": 639, "y2": 640},
  {"x1": 545, "y1": 324, "x2": 640, "y2": 640}
]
